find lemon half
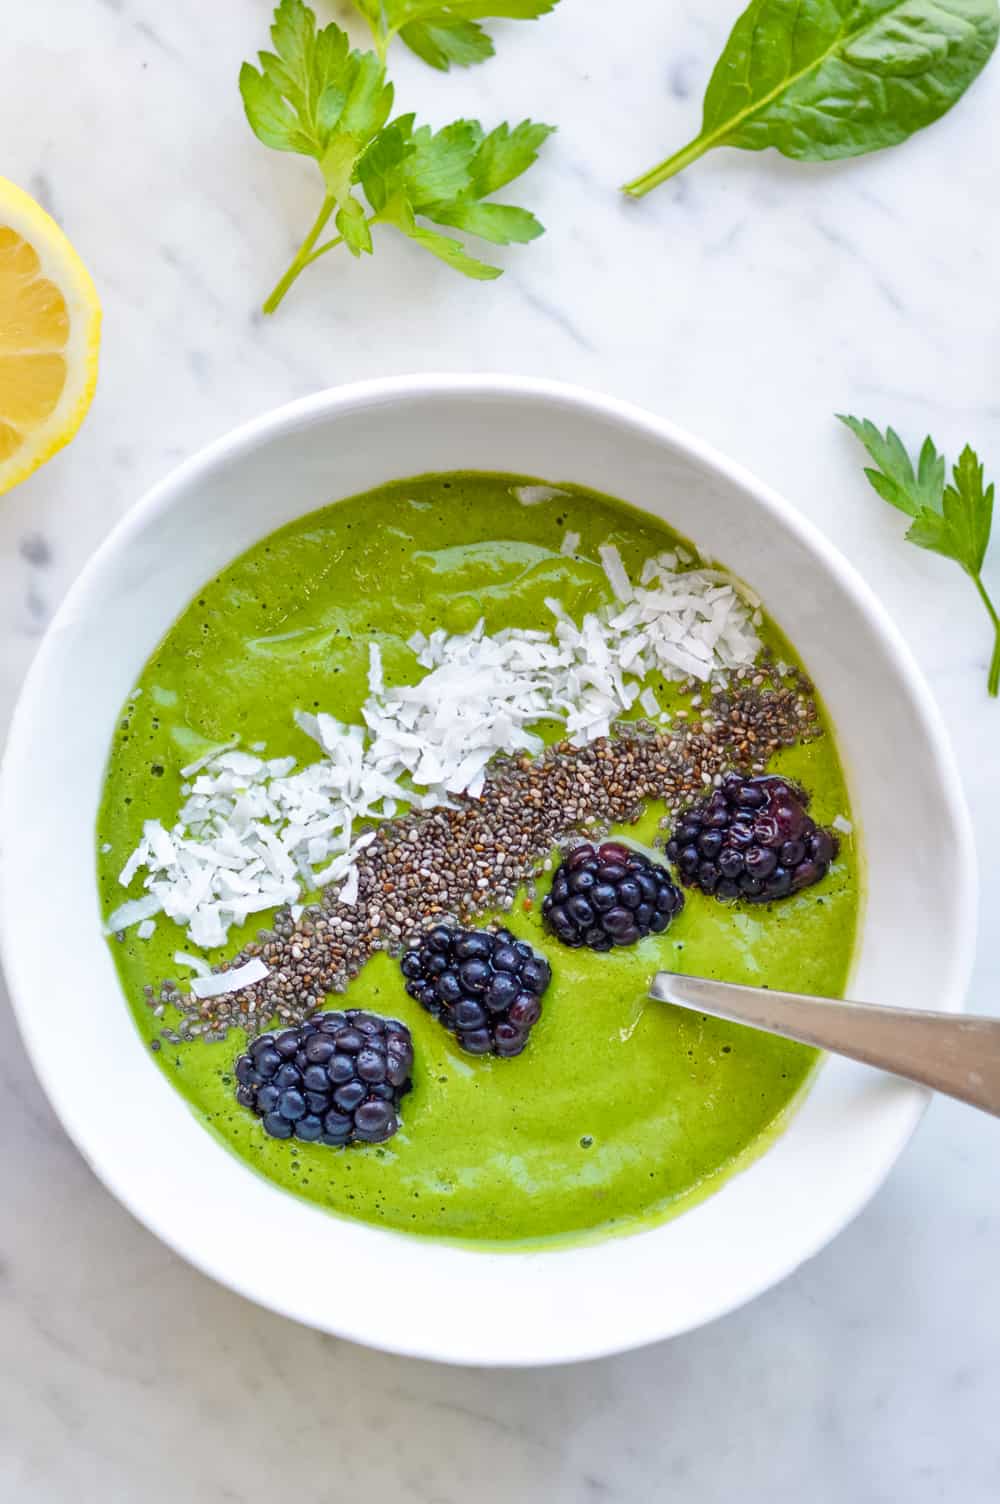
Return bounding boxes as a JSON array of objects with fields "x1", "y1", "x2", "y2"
[{"x1": 0, "y1": 176, "x2": 101, "y2": 495}]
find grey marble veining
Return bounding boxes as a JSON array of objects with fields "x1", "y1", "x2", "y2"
[{"x1": 3, "y1": 1, "x2": 1000, "y2": 1499}]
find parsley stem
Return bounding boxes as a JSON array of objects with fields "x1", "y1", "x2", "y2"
[
  {"x1": 621, "y1": 134, "x2": 713, "y2": 198},
  {"x1": 301, "y1": 235, "x2": 345, "y2": 268},
  {"x1": 359, "y1": 9, "x2": 391, "y2": 62},
  {"x1": 262, "y1": 194, "x2": 337, "y2": 314},
  {"x1": 972, "y1": 572, "x2": 1000, "y2": 697},
  {"x1": 302, "y1": 210, "x2": 380, "y2": 267}
]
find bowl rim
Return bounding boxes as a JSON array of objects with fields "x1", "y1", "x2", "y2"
[{"x1": 0, "y1": 374, "x2": 978, "y2": 1364}]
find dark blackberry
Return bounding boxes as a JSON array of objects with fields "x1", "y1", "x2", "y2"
[
  {"x1": 541, "y1": 841, "x2": 684, "y2": 951},
  {"x1": 233, "y1": 1009, "x2": 413, "y2": 1145},
  {"x1": 400, "y1": 925, "x2": 551, "y2": 1058},
  {"x1": 666, "y1": 772, "x2": 839, "y2": 903}
]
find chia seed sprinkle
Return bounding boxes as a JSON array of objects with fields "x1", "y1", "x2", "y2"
[{"x1": 146, "y1": 674, "x2": 820, "y2": 1041}]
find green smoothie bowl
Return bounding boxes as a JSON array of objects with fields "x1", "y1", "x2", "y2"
[{"x1": 0, "y1": 377, "x2": 975, "y2": 1365}]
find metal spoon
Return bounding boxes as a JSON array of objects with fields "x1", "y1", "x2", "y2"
[{"x1": 649, "y1": 972, "x2": 1000, "y2": 1117}]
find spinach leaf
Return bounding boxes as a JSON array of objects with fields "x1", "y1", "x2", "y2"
[{"x1": 624, "y1": 0, "x2": 999, "y2": 197}]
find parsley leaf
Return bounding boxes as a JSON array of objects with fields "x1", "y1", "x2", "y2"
[
  {"x1": 240, "y1": 4, "x2": 393, "y2": 186},
  {"x1": 838, "y1": 416, "x2": 947, "y2": 516},
  {"x1": 241, "y1": 2, "x2": 553, "y2": 311},
  {"x1": 467, "y1": 120, "x2": 555, "y2": 195},
  {"x1": 350, "y1": 0, "x2": 560, "y2": 71},
  {"x1": 399, "y1": 16, "x2": 496, "y2": 70},
  {"x1": 241, "y1": 0, "x2": 392, "y2": 301},
  {"x1": 906, "y1": 446, "x2": 995, "y2": 577},
  {"x1": 840, "y1": 415, "x2": 1000, "y2": 696},
  {"x1": 361, "y1": 116, "x2": 554, "y2": 277}
]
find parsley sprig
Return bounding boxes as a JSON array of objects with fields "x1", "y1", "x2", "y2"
[
  {"x1": 240, "y1": 0, "x2": 553, "y2": 312},
  {"x1": 840, "y1": 415, "x2": 1000, "y2": 696},
  {"x1": 350, "y1": 0, "x2": 560, "y2": 72}
]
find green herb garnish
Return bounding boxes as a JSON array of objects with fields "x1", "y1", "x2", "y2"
[
  {"x1": 623, "y1": 0, "x2": 999, "y2": 199},
  {"x1": 240, "y1": 0, "x2": 553, "y2": 312},
  {"x1": 840, "y1": 415, "x2": 1000, "y2": 696},
  {"x1": 350, "y1": 0, "x2": 560, "y2": 70}
]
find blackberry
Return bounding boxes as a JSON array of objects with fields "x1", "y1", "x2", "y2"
[
  {"x1": 666, "y1": 772, "x2": 839, "y2": 903},
  {"x1": 234, "y1": 1009, "x2": 413, "y2": 1145},
  {"x1": 400, "y1": 925, "x2": 551, "y2": 1058},
  {"x1": 542, "y1": 841, "x2": 684, "y2": 951}
]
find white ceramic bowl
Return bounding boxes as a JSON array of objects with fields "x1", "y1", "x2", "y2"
[{"x1": 1, "y1": 376, "x2": 976, "y2": 1366}]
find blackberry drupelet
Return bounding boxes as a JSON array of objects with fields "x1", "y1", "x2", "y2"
[
  {"x1": 666, "y1": 772, "x2": 839, "y2": 903},
  {"x1": 400, "y1": 925, "x2": 551, "y2": 1058},
  {"x1": 234, "y1": 1009, "x2": 413, "y2": 1145},
  {"x1": 542, "y1": 842, "x2": 684, "y2": 951}
]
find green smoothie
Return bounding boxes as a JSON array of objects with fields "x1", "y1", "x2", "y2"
[{"x1": 98, "y1": 473, "x2": 859, "y2": 1246}]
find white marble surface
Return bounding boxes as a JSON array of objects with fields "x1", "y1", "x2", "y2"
[{"x1": 3, "y1": 0, "x2": 1000, "y2": 1497}]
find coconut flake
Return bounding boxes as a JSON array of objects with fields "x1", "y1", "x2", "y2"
[
  {"x1": 599, "y1": 543, "x2": 633, "y2": 604},
  {"x1": 106, "y1": 894, "x2": 162, "y2": 934},
  {"x1": 136, "y1": 919, "x2": 157, "y2": 940},
  {"x1": 118, "y1": 841, "x2": 149, "y2": 889},
  {"x1": 514, "y1": 484, "x2": 563, "y2": 506},
  {"x1": 833, "y1": 814, "x2": 853, "y2": 835},
  {"x1": 144, "y1": 820, "x2": 177, "y2": 868},
  {"x1": 189, "y1": 957, "x2": 269, "y2": 1000},
  {"x1": 173, "y1": 950, "x2": 212, "y2": 977},
  {"x1": 560, "y1": 530, "x2": 581, "y2": 557},
  {"x1": 368, "y1": 641, "x2": 384, "y2": 697},
  {"x1": 181, "y1": 738, "x2": 240, "y2": 777}
]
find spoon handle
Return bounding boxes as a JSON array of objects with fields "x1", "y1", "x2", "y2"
[{"x1": 648, "y1": 973, "x2": 1000, "y2": 1118}]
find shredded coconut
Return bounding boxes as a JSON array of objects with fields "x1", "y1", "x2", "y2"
[
  {"x1": 513, "y1": 484, "x2": 564, "y2": 506},
  {"x1": 598, "y1": 543, "x2": 633, "y2": 605},
  {"x1": 106, "y1": 893, "x2": 162, "y2": 935},
  {"x1": 174, "y1": 950, "x2": 212, "y2": 976},
  {"x1": 833, "y1": 814, "x2": 853, "y2": 835},
  {"x1": 111, "y1": 544, "x2": 762, "y2": 946},
  {"x1": 367, "y1": 641, "x2": 384, "y2": 697},
  {"x1": 189, "y1": 957, "x2": 269, "y2": 1000}
]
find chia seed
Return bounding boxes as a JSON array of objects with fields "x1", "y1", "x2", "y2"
[{"x1": 151, "y1": 674, "x2": 820, "y2": 1040}]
